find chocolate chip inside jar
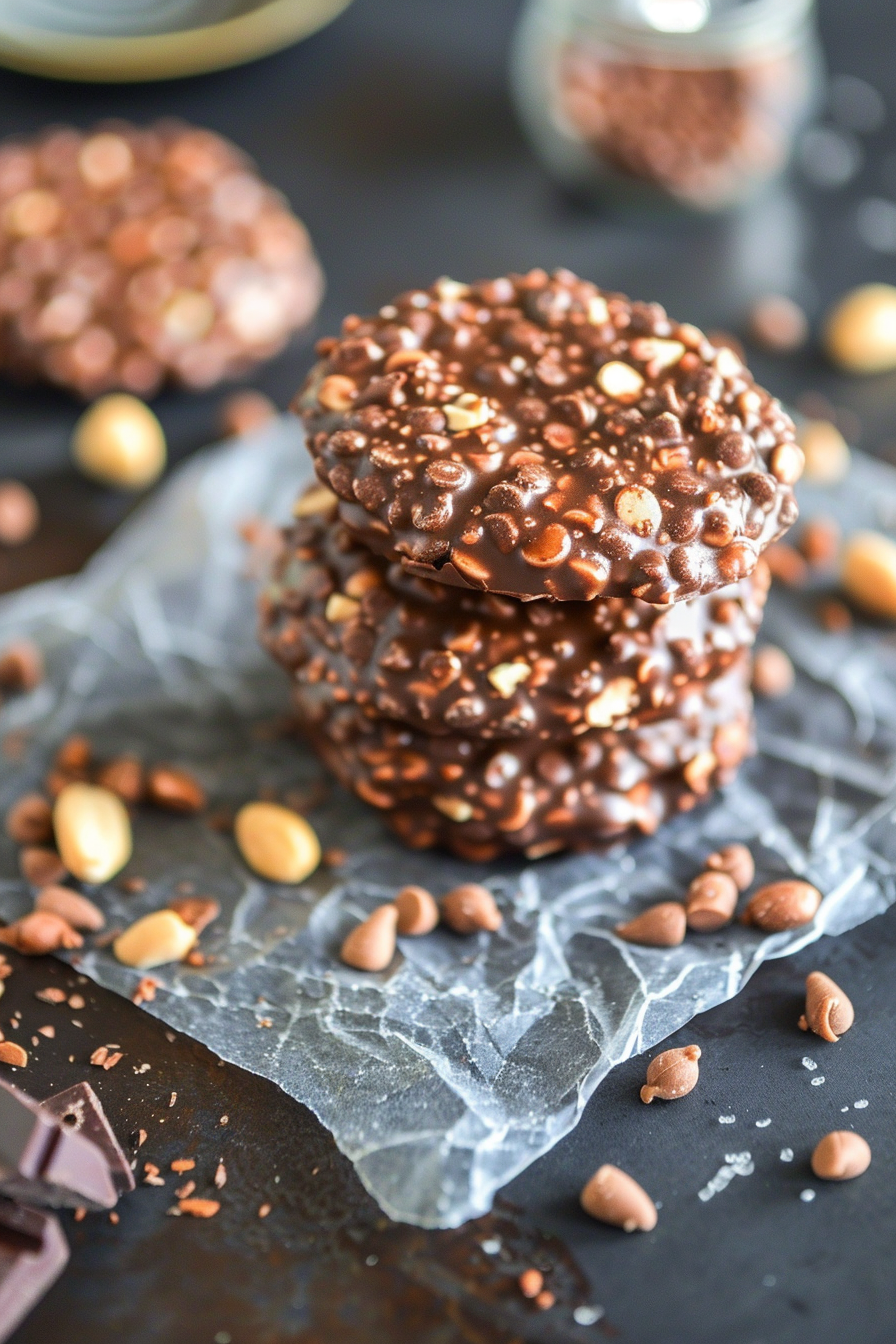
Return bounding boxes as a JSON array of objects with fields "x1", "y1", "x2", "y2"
[
  {"x1": 297, "y1": 270, "x2": 800, "y2": 606},
  {"x1": 0, "y1": 121, "x2": 323, "y2": 398},
  {"x1": 261, "y1": 500, "x2": 768, "y2": 743}
]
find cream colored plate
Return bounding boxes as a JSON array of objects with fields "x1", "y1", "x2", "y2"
[{"x1": 0, "y1": 0, "x2": 353, "y2": 82}]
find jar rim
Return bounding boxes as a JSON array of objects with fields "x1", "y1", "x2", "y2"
[{"x1": 564, "y1": 0, "x2": 815, "y2": 57}]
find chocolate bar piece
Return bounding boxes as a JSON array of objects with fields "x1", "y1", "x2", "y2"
[
  {"x1": 0, "y1": 1198, "x2": 67, "y2": 1344},
  {"x1": 0, "y1": 1081, "x2": 116, "y2": 1211},
  {"x1": 41, "y1": 1083, "x2": 135, "y2": 1198}
]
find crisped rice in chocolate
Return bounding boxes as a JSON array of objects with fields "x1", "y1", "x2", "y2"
[
  {"x1": 261, "y1": 500, "x2": 768, "y2": 741},
  {"x1": 291, "y1": 663, "x2": 754, "y2": 861},
  {"x1": 0, "y1": 121, "x2": 323, "y2": 397},
  {"x1": 297, "y1": 270, "x2": 800, "y2": 605}
]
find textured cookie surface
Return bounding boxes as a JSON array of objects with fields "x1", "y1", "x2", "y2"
[
  {"x1": 0, "y1": 121, "x2": 322, "y2": 397},
  {"x1": 292, "y1": 664, "x2": 754, "y2": 861},
  {"x1": 298, "y1": 269, "x2": 800, "y2": 604},
  {"x1": 261, "y1": 502, "x2": 768, "y2": 741}
]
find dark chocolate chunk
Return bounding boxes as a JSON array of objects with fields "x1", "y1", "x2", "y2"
[
  {"x1": 0, "y1": 1080, "x2": 116, "y2": 1211},
  {"x1": 41, "y1": 1082, "x2": 135, "y2": 1198},
  {"x1": 0, "y1": 1199, "x2": 68, "y2": 1344}
]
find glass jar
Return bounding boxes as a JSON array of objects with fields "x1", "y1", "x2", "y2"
[{"x1": 511, "y1": 0, "x2": 821, "y2": 211}]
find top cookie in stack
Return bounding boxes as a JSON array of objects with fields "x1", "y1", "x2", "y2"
[
  {"x1": 266, "y1": 270, "x2": 798, "y2": 860},
  {"x1": 297, "y1": 268, "x2": 801, "y2": 605}
]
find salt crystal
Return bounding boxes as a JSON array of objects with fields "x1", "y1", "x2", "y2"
[
  {"x1": 801, "y1": 1057, "x2": 817, "y2": 1071},
  {"x1": 854, "y1": 1099, "x2": 869, "y2": 1109},
  {"x1": 762, "y1": 1275, "x2": 777, "y2": 1288},
  {"x1": 755, "y1": 1118, "x2": 772, "y2": 1128},
  {"x1": 718, "y1": 1114, "x2": 735, "y2": 1124},
  {"x1": 810, "y1": 1076, "x2": 826, "y2": 1086},
  {"x1": 698, "y1": 1151, "x2": 754, "y2": 1202},
  {"x1": 780, "y1": 1148, "x2": 794, "y2": 1162},
  {"x1": 800, "y1": 1189, "x2": 816, "y2": 1203},
  {"x1": 480, "y1": 1237, "x2": 501, "y2": 1255}
]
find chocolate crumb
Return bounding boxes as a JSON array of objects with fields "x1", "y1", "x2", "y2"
[
  {"x1": 178, "y1": 1198, "x2": 220, "y2": 1219},
  {"x1": 68, "y1": 994, "x2": 85, "y2": 1010},
  {"x1": 171, "y1": 1159, "x2": 195, "y2": 1173},
  {"x1": 74, "y1": 1207, "x2": 86, "y2": 1222},
  {"x1": 519, "y1": 1269, "x2": 544, "y2": 1299},
  {"x1": 214, "y1": 1163, "x2": 227, "y2": 1189},
  {"x1": 175, "y1": 1180, "x2": 196, "y2": 1199},
  {"x1": 257, "y1": 1203, "x2": 271, "y2": 1219},
  {"x1": 817, "y1": 598, "x2": 853, "y2": 633},
  {"x1": 169, "y1": 1092, "x2": 177, "y2": 1108},
  {"x1": 109, "y1": 1211, "x2": 119, "y2": 1225},
  {"x1": 35, "y1": 987, "x2": 66, "y2": 1005}
]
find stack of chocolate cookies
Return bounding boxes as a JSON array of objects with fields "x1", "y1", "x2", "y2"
[{"x1": 261, "y1": 270, "x2": 801, "y2": 861}]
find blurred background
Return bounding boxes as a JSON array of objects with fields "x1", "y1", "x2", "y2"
[{"x1": 0, "y1": 0, "x2": 891, "y2": 593}]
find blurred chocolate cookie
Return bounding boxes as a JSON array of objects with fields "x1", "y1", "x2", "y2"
[{"x1": 0, "y1": 121, "x2": 323, "y2": 397}]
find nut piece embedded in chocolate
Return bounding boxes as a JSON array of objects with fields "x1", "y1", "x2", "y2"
[
  {"x1": 394, "y1": 886, "x2": 439, "y2": 936},
  {"x1": 640, "y1": 1045, "x2": 701, "y2": 1103},
  {"x1": 798, "y1": 971, "x2": 854, "y2": 1042},
  {"x1": 810, "y1": 1131, "x2": 871, "y2": 1181},
  {"x1": 743, "y1": 880, "x2": 822, "y2": 932},
  {"x1": 0, "y1": 121, "x2": 323, "y2": 398},
  {"x1": 340, "y1": 904, "x2": 398, "y2": 972},
  {"x1": 616, "y1": 902, "x2": 686, "y2": 948},
  {"x1": 705, "y1": 842, "x2": 754, "y2": 892},
  {"x1": 580, "y1": 1164, "x2": 657, "y2": 1232},
  {"x1": 685, "y1": 871, "x2": 738, "y2": 931},
  {"x1": 298, "y1": 271, "x2": 801, "y2": 604},
  {"x1": 440, "y1": 884, "x2": 502, "y2": 934}
]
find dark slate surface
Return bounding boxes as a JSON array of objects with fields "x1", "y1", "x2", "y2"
[{"x1": 1, "y1": 1, "x2": 895, "y2": 1340}]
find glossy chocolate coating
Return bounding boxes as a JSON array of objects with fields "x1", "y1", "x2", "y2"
[
  {"x1": 0, "y1": 1080, "x2": 117, "y2": 1212},
  {"x1": 41, "y1": 1082, "x2": 135, "y2": 1199},
  {"x1": 291, "y1": 663, "x2": 754, "y2": 861},
  {"x1": 262, "y1": 506, "x2": 767, "y2": 741},
  {"x1": 298, "y1": 269, "x2": 800, "y2": 604}
]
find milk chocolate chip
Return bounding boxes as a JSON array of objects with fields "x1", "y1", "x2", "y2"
[
  {"x1": 580, "y1": 1165, "x2": 657, "y2": 1232},
  {"x1": 743, "y1": 880, "x2": 822, "y2": 931},
  {"x1": 640, "y1": 1045, "x2": 701, "y2": 1103},
  {"x1": 616, "y1": 902, "x2": 686, "y2": 947},
  {"x1": 798, "y1": 970, "x2": 854, "y2": 1042},
  {"x1": 811, "y1": 1131, "x2": 870, "y2": 1181}
]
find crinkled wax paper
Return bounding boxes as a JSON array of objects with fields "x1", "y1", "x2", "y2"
[{"x1": 1, "y1": 418, "x2": 896, "y2": 1229}]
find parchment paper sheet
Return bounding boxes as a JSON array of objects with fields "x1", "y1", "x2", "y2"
[{"x1": 1, "y1": 417, "x2": 895, "y2": 1228}]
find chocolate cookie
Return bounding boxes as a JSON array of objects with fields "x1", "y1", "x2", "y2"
[
  {"x1": 297, "y1": 269, "x2": 800, "y2": 604},
  {"x1": 292, "y1": 663, "x2": 754, "y2": 860},
  {"x1": 261, "y1": 500, "x2": 768, "y2": 741},
  {"x1": 0, "y1": 121, "x2": 323, "y2": 397}
]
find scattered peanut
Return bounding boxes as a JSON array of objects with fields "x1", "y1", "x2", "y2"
[
  {"x1": 0, "y1": 1042, "x2": 28, "y2": 1067},
  {"x1": 53, "y1": 783, "x2": 132, "y2": 884},
  {"x1": 19, "y1": 848, "x2": 67, "y2": 887},
  {"x1": 706, "y1": 843, "x2": 754, "y2": 892},
  {"x1": 752, "y1": 645, "x2": 795, "y2": 698},
  {"x1": 0, "y1": 481, "x2": 39, "y2": 546},
  {"x1": 518, "y1": 1269, "x2": 544, "y2": 1299},
  {"x1": 842, "y1": 531, "x2": 896, "y2": 620},
  {"x1": 72, "y1": 394, "x2": 167, "y2": 490},
  {"x1": 234, "y1": 801, "x2": 321, "y2": 884},
  {"x1": 113, "y1": 909, "x2": 197, "y2": 969},
  {"x1": 178, "y1": 1198, "x2": 220, "y2": 1218},
  {"x1": 811, "y1": 1131, "x2": 871, "y2": 1181},
  {"x1": 748, "y1": 294, "x2": 808, "y2": 353},
  {"x1": 394, "y1": 885, "x2": 439, "y2": 936},
  {"x1": 146, "y1": 766, "x2": 206, "y2": 814},
  {"x1": 824, "y1": 283, "x2": 896, "y2": 374},
  {"x1": 35, "y1": 885, "x2": 105, "y2": 932},
  {"x1": 743, "y1": 880, "x2": 822, "y2": 932},
  {"x1": 0, "y1": 911, "x2": 83, "y2": 955},
  {"x1": 0, "y1": 639, "x2": 43, "y2": 691},
  {"x1": 95, "y1": 756, "x2": 144, "y2": 804},
  {"x1": 580, "y1": 1164, "x2": 657, "y2": 1232},
  {"x1": 219, "y1": 389, "x2": 278, "y2": 438},
  {"x1": 5, "y1": 793, "x2": 52, "y2": 845},
  {"x1": 615, "y1": 902, "x2": 686, "y2": 948},
  {"x1": 685, "y1": 872, "x2": 738, "y2": 931},
  {"x1": 798, "y1": 970, "x2": 854, "y2": 1042},
  {"x1": 796, "y1": 420, "x2": 851, "y2": 485},
  {"x1": 168, "y1": 896, "x2": 220, "y2": 934},
  {"x1": 640, "y1": 1045, "x2": 701, "y2": 1103},
  {"x1": 340, "y1": 904, "x2": 398, "y2": 972},
  {"x1": 799, "y1": 516, "x2": 841, "y2": 568},
  {"x1": 441, "y1": 884, "x2": 502, "y2": 934}
]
